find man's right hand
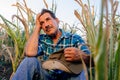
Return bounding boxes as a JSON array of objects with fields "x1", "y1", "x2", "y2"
[
  {"x1": 25, "y1": 13, "x2": 42, "y2": 57},
  {"x1": 35, "y1": 13, "x2": 42, "y2": 32}
]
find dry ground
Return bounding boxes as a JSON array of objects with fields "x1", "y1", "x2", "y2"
[{"x1": 0, "y1": 58, "x2": 12, "y2": 80}]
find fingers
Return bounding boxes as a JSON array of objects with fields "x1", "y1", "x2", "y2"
[
  {"x1": 36, "y1": 13, "x2": 41, "y2": 24},
  {"x1": 35, "y1": 13, "x2": 42, "y2": 30},
  {"x1": 64, "y1": 47, "x2": 73, "y2": 57},
  {"x1": 64, "y1": 47, "x2": 78, "y2": 61},
  {"x1": 36, "y1": 13, "x2": 41, "y2": 20}
]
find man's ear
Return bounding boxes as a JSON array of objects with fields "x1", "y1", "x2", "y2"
[{"x1": 56, "y1": 18, "x2": 60, "y2": 24}]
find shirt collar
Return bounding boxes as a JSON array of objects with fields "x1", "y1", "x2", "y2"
[{"x1": 59, "y1": 29, "x2": 71, "y2": 39}]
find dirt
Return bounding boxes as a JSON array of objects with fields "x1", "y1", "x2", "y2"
[{"x1": 0, "y1": 60, "x2": 12, "y2": 80}]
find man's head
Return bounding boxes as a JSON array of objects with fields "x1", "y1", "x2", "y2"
[
  {"x1": 40, "y1": 9, "x2": 56, "y2": 19},
  {"x1": 39, "y1": 9, "x2": 60, "y2": 37}
]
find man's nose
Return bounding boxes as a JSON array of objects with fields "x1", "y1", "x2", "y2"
[{"x1": 44, "y1": 22, "x2": 50, "y2": 28}]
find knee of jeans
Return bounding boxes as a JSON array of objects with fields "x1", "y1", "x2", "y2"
[
  {"x1": 24, "y1": 57, "x2": 38, "y2": 61},
  {"x1": 23, "y1": 57, "x2": 40, "y2": 66},
  {"x1": 25, "y1": 57, "x2": 39, "y2": 62}
]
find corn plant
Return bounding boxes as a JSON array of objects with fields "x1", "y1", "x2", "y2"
[
  {"x1": 0, "y1": 0, "x2": 36, "y2": 76},
  {"x1": 0, "y1": 30, "x2": 13, "y2": 61},
  {"x1": 74, "y1": 0, "x2": 120, "y2": 80},
  {"x1": 43, "y1": 0, "x2": 57, "y2": 13}
]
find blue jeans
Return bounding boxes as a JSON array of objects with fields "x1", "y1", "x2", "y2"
[{"x1": 12, "y1": 57, "x2": 86, "y2": 80}]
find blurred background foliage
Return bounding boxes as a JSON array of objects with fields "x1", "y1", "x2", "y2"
[
  {"x1": 0, "y1": 0, "x2": 120, "y2": 80},
  {"x1": 74, "y1": 0, "x2": 120, "y2": 80}
]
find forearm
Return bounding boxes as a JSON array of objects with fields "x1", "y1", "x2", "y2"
[{"x1": 25, "y1": 27, "x2": 41, "y2": 57}]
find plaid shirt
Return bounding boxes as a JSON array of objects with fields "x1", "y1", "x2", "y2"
[{"x1": 37, "y1": 29, "x2": 90, "y2": 60}]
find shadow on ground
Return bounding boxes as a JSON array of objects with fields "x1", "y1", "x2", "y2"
[{"x1": 0, "y1": 58, "x2": 12, "y2": 80}]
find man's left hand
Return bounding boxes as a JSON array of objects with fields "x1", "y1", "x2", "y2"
[{"x1": 64, "y1": 47, "x2": 88, "y2": 62}]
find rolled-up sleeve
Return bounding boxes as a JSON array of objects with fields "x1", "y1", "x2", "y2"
[{"x1": 73, "y1": 34, "x2": 90, "y2": 54}]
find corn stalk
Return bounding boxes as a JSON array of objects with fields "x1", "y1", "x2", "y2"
[
  {"x1": 0, "y1": 0, "x2": 36, "y2": 73},
  {"x1": 74, "y1": 0, "x2": 120, "y2": 80},
  {"x1": 43, "y1": 0, "x2": 57, "y2": 13}
]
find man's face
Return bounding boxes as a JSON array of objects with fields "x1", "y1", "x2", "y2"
[{"x1": 39, "y1": 13, "x2": 59, "y2": 36}]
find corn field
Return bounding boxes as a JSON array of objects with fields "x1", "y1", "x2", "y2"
[{"x1": 0, "y1": 0, "x2": 120, "y2": 80}]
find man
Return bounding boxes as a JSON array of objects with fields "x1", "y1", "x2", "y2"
[{"x1": 12, "y1": 9, "x2": 90, "y2": 80}]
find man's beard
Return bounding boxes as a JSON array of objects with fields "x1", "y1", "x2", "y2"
[{"x1": 48, "y1": 31, "x2": 57, "y2": 39}]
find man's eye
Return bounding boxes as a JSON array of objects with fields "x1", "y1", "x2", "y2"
[
  {"x1": 40, "y1": 22, "x2": 44, "y2": 26},
  {"x1": 46, "y1": 18, "x2": 50, "y2": 21}
]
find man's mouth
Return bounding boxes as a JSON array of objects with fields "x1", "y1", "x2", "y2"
[{"x1": 46, "y1": 27, "x2": 52, "y2": 32}]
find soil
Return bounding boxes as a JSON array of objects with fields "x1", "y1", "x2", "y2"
[{"x1": 0, "y1": 60, "x2": 12, "y2": 80}]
